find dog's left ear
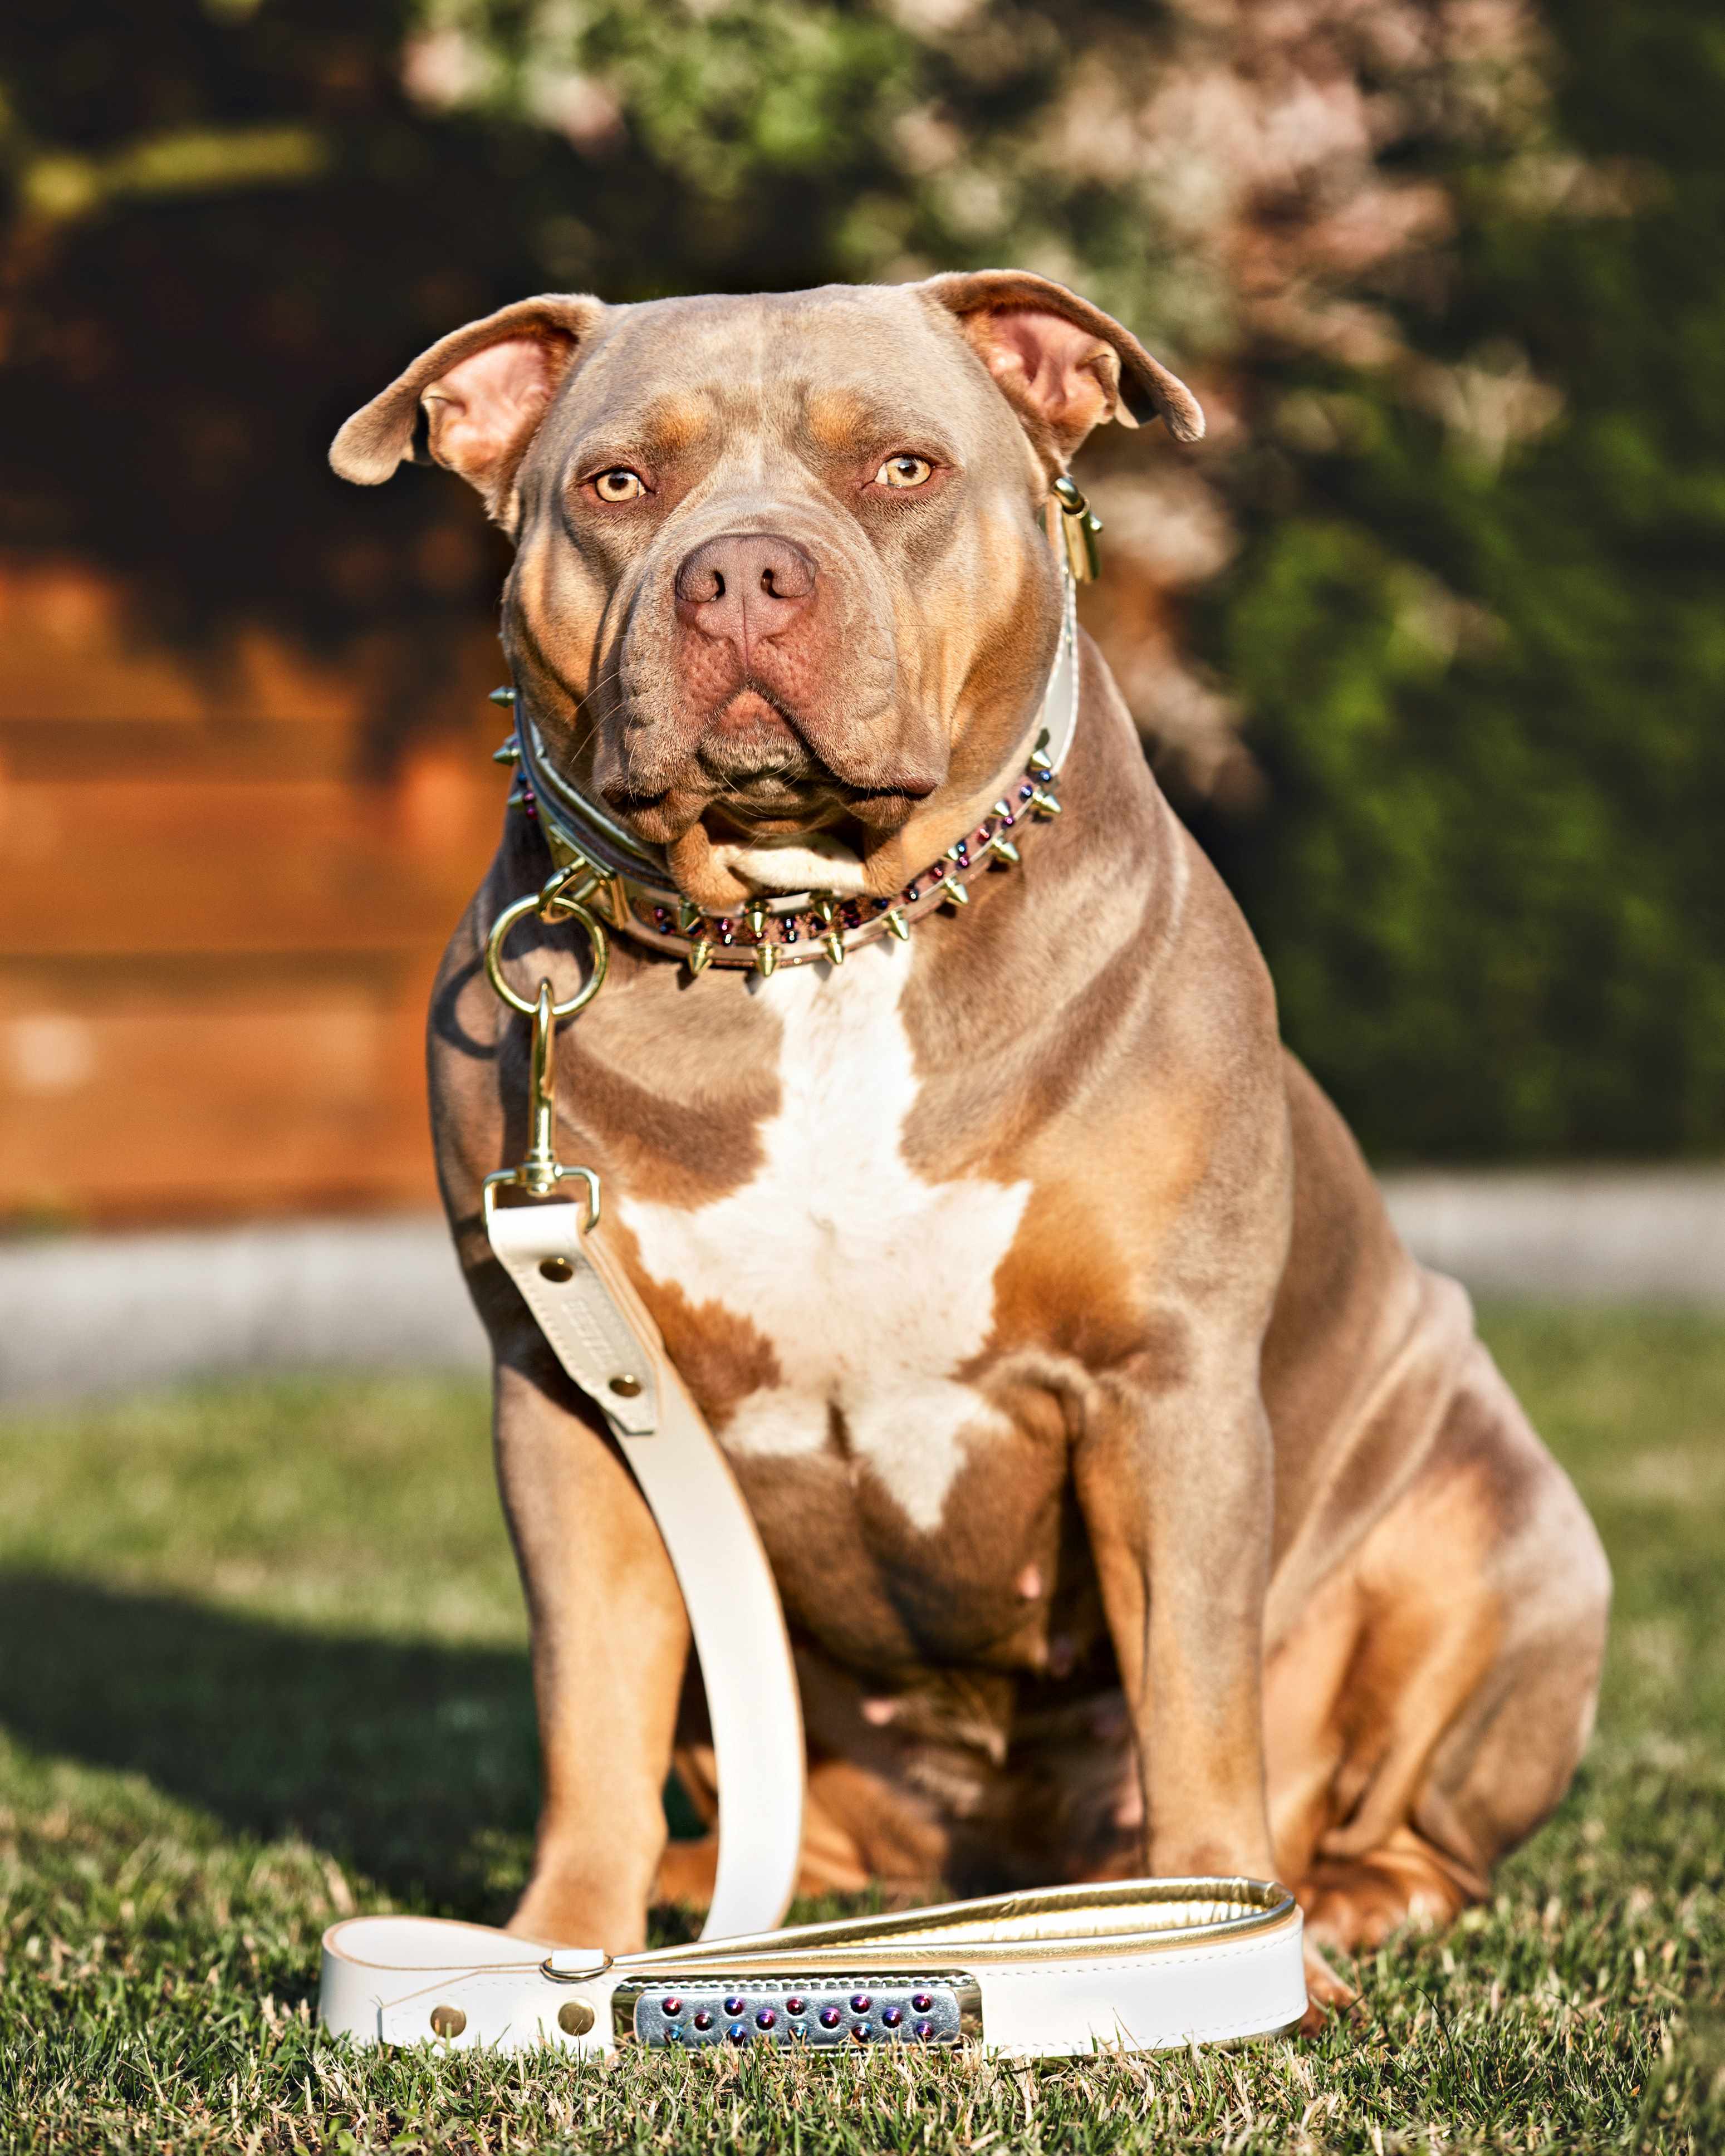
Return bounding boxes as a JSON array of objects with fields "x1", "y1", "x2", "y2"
[{"x1": 920, "y1": 270, "x2": 1203, "y2": 467}]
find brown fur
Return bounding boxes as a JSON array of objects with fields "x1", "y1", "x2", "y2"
[{"x1": 336, "y1": 272, "x2": 1610, "y2": 2018}]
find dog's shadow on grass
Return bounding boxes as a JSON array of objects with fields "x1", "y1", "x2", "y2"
[{"x1": 0, "y1": 1570, "x2": 544, "y2": 1918}]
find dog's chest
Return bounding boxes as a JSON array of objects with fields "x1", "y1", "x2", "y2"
[{"x1": 615, "y1": 944, "x2": 1031, "y2": 1533}]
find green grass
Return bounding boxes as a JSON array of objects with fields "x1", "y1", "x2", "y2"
[{"x1": 0, "y1": 1306, "x2": 1721, "y2": 2152}]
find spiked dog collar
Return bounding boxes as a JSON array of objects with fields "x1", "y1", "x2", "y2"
[{"x1": 492, "y1": 567, "x2": 1079, "y2": 977}]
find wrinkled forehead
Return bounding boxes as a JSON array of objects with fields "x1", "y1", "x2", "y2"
[{"x1": 546, "y1": 286, "x2": 1012, "y2": 467}]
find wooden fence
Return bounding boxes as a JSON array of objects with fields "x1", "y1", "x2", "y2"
[{"x1": 0, "y1": 561, "x2": 508, "y2": 1225}]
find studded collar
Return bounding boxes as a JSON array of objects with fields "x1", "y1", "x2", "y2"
[{"x1": 494, "y1": 567, "x2": 1080, "y2": 977}]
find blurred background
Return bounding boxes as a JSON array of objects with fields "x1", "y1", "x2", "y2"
[{"x1": 1, "y1": 0, "x2": 1722, "y2": 1232}]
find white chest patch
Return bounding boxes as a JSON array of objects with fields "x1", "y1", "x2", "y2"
[{"x1": 616, "y1": 943, "x2": 1031, "y2": 1533}]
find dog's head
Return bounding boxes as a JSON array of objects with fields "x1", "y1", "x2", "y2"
[{"x1": 332, "y1": 275, "x2": 1200, "y2": 907}]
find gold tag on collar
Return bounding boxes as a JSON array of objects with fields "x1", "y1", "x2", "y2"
[{"x1": 1050, "y1": 474, "x2": 1102, "y2": 583}]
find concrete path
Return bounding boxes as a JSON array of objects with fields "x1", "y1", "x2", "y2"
[{"x1": 2, "y1": 1169, "x2": 1722, "y2": 1404}]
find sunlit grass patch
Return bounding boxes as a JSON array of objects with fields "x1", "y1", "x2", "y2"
[{"x1": 0, "y1": 1305, "x2": 1720, "y2": 2150}]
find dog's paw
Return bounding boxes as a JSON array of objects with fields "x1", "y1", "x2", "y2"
[
  {"x1": 653, "y1": 1835, "x2": 719, "y2": 1911},
  {"x1": 1296, "y1": 1938, "x2": 1361, "y2": 2037}
]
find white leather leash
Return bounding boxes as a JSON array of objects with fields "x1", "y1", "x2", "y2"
[
  {"x1": 321, "y1": 1879, "x2": 1306, "y2": 2059},
  {"x1": 484, "y1": 1191, "x2": 805, "y2": 1942},
  {"x1": 316, "y1": 546, "x2": 1309, "y2": 2056}
]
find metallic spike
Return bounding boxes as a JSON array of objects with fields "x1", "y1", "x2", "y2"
[
  {"x1": 1030, "y1": 787, "x2": 1062, "y2": 819},
  {"x1": 754, "y1": 941, "x2": 779, "y2": 978},
  {"x1": 822, "y1": 932, "x2": 845, "y2": 966},
  {"x1": 687, "y1": 938, "x2": 714, "y2": 976},
  {"x1": 883, "y1": 907, "x2": 910, "y2": 942},
  {"x1": 745, "y1": 899, "x2": 769, "y2": 939},
  {"x1": 677, "y1": 899, "x2": 701, "y2": 933},
  {"x1": 993, "y1": 800, "x2": 1016, "y2": 822},
  {"x1": 492, "y1": 739, "x2": 521, "y2": 765},
  {"x1": 1027, "y1": 754, "x2": 1053, "y2": 783},
  {"x1": 810, "y1": 893, "x2": 836, "y2": 926},
  {"x1": 939, "y1": 873, "x2": 969, "y2": 906},
  {"x1": 602, "y1": 876, "x2": 634, "y2": 930},
  {"x1": 987, "y1": 833, "x2": 1022, "y2": 865},
  {"x1": 488, "y1": 687, "x2": 517, "y2": 705},
  {"x1": 506, "y1": 785, "x2": 528, "y2": 810}
]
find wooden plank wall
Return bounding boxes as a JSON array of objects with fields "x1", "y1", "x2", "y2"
[{"x1": 0, "y1": 561, "x2": 510, "y2": 1225}]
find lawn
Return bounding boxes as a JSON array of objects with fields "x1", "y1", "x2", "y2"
[{"x1": 0, "y1": 1305, "x2": 1721, "y2": 2153}]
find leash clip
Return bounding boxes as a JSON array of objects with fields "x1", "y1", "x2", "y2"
[{"x1": 482, "y1": 862, "x2": 609, "y2": 1226}]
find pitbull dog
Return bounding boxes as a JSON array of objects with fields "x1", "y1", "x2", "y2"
[{"x1": 331, "y1": 273, "x2": 1609, "y2": 2010}]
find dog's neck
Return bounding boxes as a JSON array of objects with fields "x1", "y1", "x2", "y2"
[{"x1": 506, "y1": 567, "x2": 1081, "y2": 978}]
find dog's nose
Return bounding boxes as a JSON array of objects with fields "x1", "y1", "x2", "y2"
[{"x1": 674, "y1": 532, "x2": 816, "y2": 655}]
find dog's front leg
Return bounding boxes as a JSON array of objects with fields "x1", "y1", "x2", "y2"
[
  {"x1": 1072, "y1": 1358, "x2": 1279, "y2": 1885},
  {"x1": 492, "y1": 1340, "x2": 690, "y2": 1953}
]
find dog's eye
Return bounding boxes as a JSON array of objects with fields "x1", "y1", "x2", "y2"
[
  {"x1": 591, "y1": 468, "x2": 647, "y2": 502},
  {"x1": 875, "y1": 454, "x2": 934, "y2": 490}
]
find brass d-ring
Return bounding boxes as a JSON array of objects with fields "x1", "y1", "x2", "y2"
[{"x1": 484, "y1": 871, "x2": 610, "y2": 1020}]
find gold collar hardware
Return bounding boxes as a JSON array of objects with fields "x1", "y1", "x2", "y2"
[{"x1": 1049, "y1": 474, "x2": 1102, "y2": 584}]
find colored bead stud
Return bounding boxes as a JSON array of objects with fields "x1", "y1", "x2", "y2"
[
  {"x1": 723, "y1": 1995, "x2": 746, "y2": 2015},
  {"x1": 661, "y1": 1996, "x2": 683, "y2": 2017},
  {"x1": 911, "y1": 1993, "x2": 933, "y2": 2012},
  {"x1": 819, "y1": 2006, "x2": 842, "y2": 2028},
  {"x1": 693, "y1": 2011, "x2": 713, "y2": 2031},
  {"x1": 913, "y1": 2019, "x2": 934, "y2": 2041},
  {"x1": 881, "y1": 2006, "x2": 903, "y2": 2028},
  {"x1": 850, "y1": 1992, "x2": 871, "y2": 2013},
  {"x1": 785, "y1": 1996, "x2": 806, "y2": 2016},
  {"x1": 755, "y1": 2008, "x2": 777, "y2": 2030},
  {"x1": 727, "y1": 2022, "x2": 749, "y2": 2044}
]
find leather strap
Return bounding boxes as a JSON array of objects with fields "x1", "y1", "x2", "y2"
[
  {"x1": 486, "y1": 1197, "x2": 805, "y2": 1941},
  {"x1": 320, "y1": 1879, "x2": 1306, "y2": 2059}
]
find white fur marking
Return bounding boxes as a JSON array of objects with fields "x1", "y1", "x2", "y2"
[
  {"x1": 709, "y1": 832, "x2": 868, "y2": 895},
  {"x1": 618, "y1": 943, "x2": 1031, "y2": 1532}
]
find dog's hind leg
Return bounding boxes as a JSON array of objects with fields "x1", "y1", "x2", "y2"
[{"x1": 1270, "y1": 1341, "x2": 1609, "y2": 1955}]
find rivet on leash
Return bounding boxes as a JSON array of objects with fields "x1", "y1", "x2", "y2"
[
  {"x1": 558, "y1": 2000, "x2": 596, "y2": 2037},
  {"x1": 429, "y1": 2005, "x2": 467, "y2": 2038},
  {"x1": 609, "y1": 1374, "x2": 643, "y2": 1398},
  {"x1": 539, "y1": 1256, "x2": 575, "y2": 1283}
]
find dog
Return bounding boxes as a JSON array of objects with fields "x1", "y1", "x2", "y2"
[{"x1": 331, "y1": 272, "x2": 1610, "y2": 2013}]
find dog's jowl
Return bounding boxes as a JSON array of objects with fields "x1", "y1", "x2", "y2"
[{"x1": 332, "y1": 273, "x2": 1609, "y2": 2015}]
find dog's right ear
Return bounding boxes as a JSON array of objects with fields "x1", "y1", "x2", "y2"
[{"x1": 329, "y1": 294, "x2": 605, "y2": 523}]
